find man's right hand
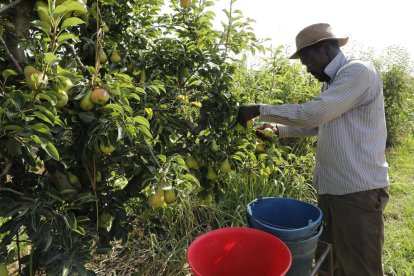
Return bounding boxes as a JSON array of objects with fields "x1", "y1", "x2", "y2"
[{"x1": 236, "y1": 105, "x2": 261, "y2": 126}]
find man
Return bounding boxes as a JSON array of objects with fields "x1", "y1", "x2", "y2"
[{"x1": 237, "y1": 23, "x2": 389, "y2": 276}]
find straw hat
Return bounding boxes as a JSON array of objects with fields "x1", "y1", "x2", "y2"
[{"x1": 289, "y1": 23, "x2": 349, "y2": 59}]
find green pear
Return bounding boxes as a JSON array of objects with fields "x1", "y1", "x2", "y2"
[
  {"x1": 79, "y1": 91, "x2": 94, "y2": 110},
  {"x1": 148, "y1": 187, "x2": 166, "y2": 208},
  {"x1": 210, "y1": 138, "x2": 219, "y2": 153},
  {"x1": 101, "y1": 22, "x2": 109, "y2": 32},
  {"x1": 185, "y1": 154, "x2": 199, "y2": 170},
  {"x1": 99, "y1": 49, "x2": 107, "y2": 63},
  {"x1": 219, "y1": 158, "x2": 232, "y2": 173},
  {"x1": 110, "y1": 50, "x2": 121, "y2": 63},
  {"x1": 24, "y1": 66, "x2": 48, "y2": 90},
  {"x1": 263, "y1": 128, "x2": 274, "y2": 138},
  {"x1": 56, "y1": 90, "x2": 68, "y2": 108},
  {"x1": 164, "y1": 189, "x2": 176, "y2": 204},
  {"x1": 206, "y1": 165, "x2": 217, "y2": 180}
]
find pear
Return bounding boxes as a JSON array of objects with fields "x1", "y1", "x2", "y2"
[
  {"x1": 59, "y1": 78, "x2": 73, "y2": 93},
  {"x1": 180, "y1": 0, "x2": 190, "y2": 8},
  {"x1": 234, "y1": 122, "x2": 244, "y2": 132},
  {"x1": 148, "y1": 187, "x2": 166, "y2": 208},
  {"x1": 79, "y1": 91, "x2": 94, "y2": 110},
  {"x1": 219, "y1": 158, "x2": 232, "y2": 173},
  {"x1": 24, "y1": 66, "x2": 48, "y2": 90},
  {"x1": 164, "y1": 189, "x2": 176, "y2": 204},
  {"x1": 99, "y1": 49, "x2": 107, "y2": 63},
  {"x1": 210, "y1": 138, "x2": 219, "y2": 153},
  {"x1": 56, "y1": 90, "x2": 68, "y2": 108},
  {"x1": 255, "y1": 142, "x2": 265, "y2": 153},
  {"x1": 185, "y1": 154, "x2": 199, "y2": 170},
  {"x1": 206, "y1": 165, "x2": 217, "y2": 180},
  {"x1": 101, "y1": 22, "x2": 109, "y2": 32},
  {"x1": 263, "y1": 128, "x2": 274, "y2": 138},
  {"x1": 110, "y1": 50, "x2": 121, "y2": 63}
]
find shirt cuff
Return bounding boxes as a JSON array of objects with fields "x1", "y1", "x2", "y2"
[{"x1": 275, "y1": 124, "x2": 289, "y2": 138}]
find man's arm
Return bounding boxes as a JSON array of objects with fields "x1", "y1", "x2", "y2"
[
  {"x1": 276, "y1": 125, "x2": 318, "y2": 138},
  {"x1": 259, "y1": 62, "x2": 371, "y2": 128},
  {"x1": 237, "y1": 62, "x2": 371, "y2": 128}
]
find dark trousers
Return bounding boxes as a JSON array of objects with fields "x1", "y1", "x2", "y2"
[{"x1": 317, "y1": 187, "x2": 389, "y2": 276}]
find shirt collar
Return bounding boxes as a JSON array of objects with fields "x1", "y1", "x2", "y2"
[{"x1": 324, "y1": 51, "x2": 348, "y2": 83}]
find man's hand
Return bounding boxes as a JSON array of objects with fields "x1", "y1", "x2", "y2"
[
  {"x1": 256, "y1": 123, "x2": 278, "y2": 140},
  {"x1": 236, "y1": 105, "x2": 261, "y2": 127}
]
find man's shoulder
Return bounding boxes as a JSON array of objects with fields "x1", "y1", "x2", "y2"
[{"x1": 338, "y1": 59, "x2": 375, "y2": 76}]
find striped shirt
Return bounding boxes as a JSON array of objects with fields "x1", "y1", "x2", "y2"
[{"x1": 259, "y1": 51, "x2": 389, "y2": 195}]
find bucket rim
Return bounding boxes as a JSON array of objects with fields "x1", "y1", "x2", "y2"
[
  {"x1": 246, "y1": 196, "x2": 323, "y2": 232},
  {"x1": 186, "y1": 227, "x2": 292, "y2": 275}
]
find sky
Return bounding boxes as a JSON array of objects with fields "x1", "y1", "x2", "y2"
[{"x1": 209, "y1": 0, "x2": 414, "y2": 61}]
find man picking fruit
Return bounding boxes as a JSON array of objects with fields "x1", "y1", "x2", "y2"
[{"x1": 237, "y1": 23, "x2": 389, "y2": 276}]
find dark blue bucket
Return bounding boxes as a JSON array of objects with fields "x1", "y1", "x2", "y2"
[
  {"x1": 246, "y1": 196, "x2": 322, "y2": 242},
  {"x1": 285, "y1": 224, "x2": 323, "y2": 276}
]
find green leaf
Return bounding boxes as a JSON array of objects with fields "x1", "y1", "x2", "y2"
[
  {"x1": 104, "y1": 104, "x2": 125, "y2": 116},
  {"x1": 22, "y1": 146, "x2": 37, "y2": 167},
  {"x1": 44, "y1": 52, "x2": 56, "y2": 64},
  {"x1": 57, "y1": 33, "x2": 79, "y2": 44},
  {"x1": 3, "y1": 125, "x2": 23, "y2": 132},
  {"x1": 43, "y1": 142, "x2": 60, "y2": 160},
  {"x1": 33, "y1": 111, "x2": 54, "y2": 125},
  {"x1": 43, "y1": 234, "x2": 53, "y2": 252},
  {"x1": 133, "y1": 116, "x2": 150, "y2": 129},
  {"x1": 28, "y1": 123, "x2": 52, "y2": 135},
  {"x1": 78, "y1": 111, "x2": 96, "y2": 123},
  {"x1": 53, "y1": 5, "x2": 69, "y2": 15},
  {"x1": 32, "y1": 20, "x2": 52, "y2": 36},
  {"x1": 60, "y1": 17, "x2": 85, "y2": 29},
  {"x1": 2, "y1": 69, "x2": 18, "y2": 80},
  {"x1": 61, "y1": 1, "x2": 86, "y2": 13},
  {"x1": 138, "y1": 125, "x2": 152, "y2": 139}
]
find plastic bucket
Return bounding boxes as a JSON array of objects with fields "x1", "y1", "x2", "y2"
[
  {"x1": 247, "y1": 196, "x2": 322, "y2": 242},
  {"x1": 187, "y1": 227, "x2": 292, "y2": 276},
  {"x1": 285, "y1": 225, "x2": 323, "y2": 276}
]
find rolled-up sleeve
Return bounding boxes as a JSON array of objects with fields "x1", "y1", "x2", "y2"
[{"x1": 259, "y1": 62, "x2": 371, "y2": 128}]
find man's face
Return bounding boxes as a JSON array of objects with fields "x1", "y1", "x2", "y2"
[{"x1": 298, "y1": 43, "x2": 331, "y2": 82}]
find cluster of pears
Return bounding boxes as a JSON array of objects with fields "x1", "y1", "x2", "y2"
[
  {"x1": 55, "y1": 78, "x2": 74, "y2": 108},
  {"x1": 99, "y1": 48, "x2": 121, "y2": 64},
  {"x1": 148, "y1": 186, "x2": 176, "y2": 208},
  {"x1": 185, "y1": 138, "x2": 232, "y2": 181},
  {"x1": 79, "y1": 87, "x2": 110, "y2": 110}
]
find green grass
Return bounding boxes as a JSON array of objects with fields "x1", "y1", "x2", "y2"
[{"x1": 383, "y1": 136, "x2": 414, "y2": 276}]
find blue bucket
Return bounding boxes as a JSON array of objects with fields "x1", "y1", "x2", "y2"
[{"x1": 246, "y1": 196, "x2": 322, "y2": 242}]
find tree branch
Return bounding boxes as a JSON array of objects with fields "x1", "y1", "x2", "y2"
[
  {"x1": 0, "y1": 36, "x2": 23, "y2": 74},
  {"x1": 0, "y1": 0, "x2": 23, "y2": 15},
  {"x1": 64, "y1": 42, "x2": 87, "y2": 71}
]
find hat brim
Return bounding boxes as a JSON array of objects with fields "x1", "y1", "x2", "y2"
[{"x1": 289, "y1": 37, "x2": 349, "y2": 59}]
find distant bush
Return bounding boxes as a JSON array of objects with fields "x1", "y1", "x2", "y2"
[{"x1": 382, "y1": 66, "x2": 414, "y2": 146}]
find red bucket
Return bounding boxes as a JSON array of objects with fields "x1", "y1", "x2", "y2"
[{"x1": 187, "y1": 227, "x2": 291, "y2": 276}]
